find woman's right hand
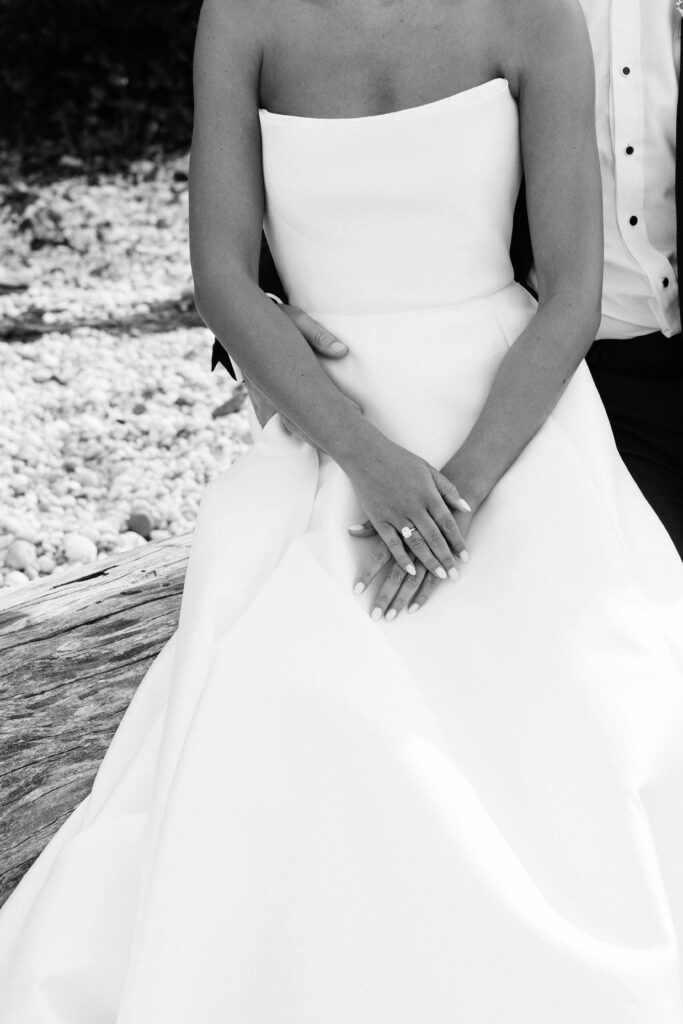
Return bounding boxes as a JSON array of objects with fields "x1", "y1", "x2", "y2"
[{"x1": 343, "y1": 436, "x2": 471, "y2": 580}]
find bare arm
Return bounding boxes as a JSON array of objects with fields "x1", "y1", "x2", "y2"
[
  {"x1": 190, "y1": 0, "x2": 365, "y2": 460},
  {"x1": 442, "y1": 0, "x2": 603, "y2": 507},
  {"x1": 351, "y1": 0, "x2": 603, "y2": 619},
  {"x1": 190, "y1": 0, "x2": 469, "y2": 579}
]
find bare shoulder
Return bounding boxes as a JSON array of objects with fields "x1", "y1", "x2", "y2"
[
  {"x1": 195, "y1": 0, "x2": 271, "y2": 55},
  {"x1": 193, "y1": 0, "x2": 277, "y2": 95},
  {"x1": 490, "y1": 0, "x2": 588, "y2": 36},
  {"x1": 198, "y1": 0, "x2": 267, "y2": 26},
  {"x1": 486, "y1": 0, "x2": 592, "y2": 86}
]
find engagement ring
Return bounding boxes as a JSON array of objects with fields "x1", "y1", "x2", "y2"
[{"x1": 401, "y1": 525, "x2": 417, "y2": 539}]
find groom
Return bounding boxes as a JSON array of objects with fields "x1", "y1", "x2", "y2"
[{"x1": 212, "y1": 0, "x2": 683, "y2": 556}]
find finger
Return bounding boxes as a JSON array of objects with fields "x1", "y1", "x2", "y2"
[
  {"x1": 433, "y1": 469, "x2": 472, "y2": 514},
  {"x1": 427, "y1": 498, "x2": 470, "y2": 562},
  {"x1": 352, "y1": 540, "x2": 392, "y2": 595},
  {"x1": 376, "y1": 524, "x2": 417, "y2": 578},
  {"x1": 408, "y1": 570, "x2": 443, "y2": 615},
  {"x1": 370, "y1": 560, "x2": 407, "y2": 622},
  {"x1": 348, "y1": 520, "x2": 376, "y2": 538},
  {"x1": 284, "y1": 310, "x2": 361, "y2": 409},
  {"x1": 292, "y1": 310, "x2": 348, "y2": 358},
  {"x1": 401, "y1": 518, "x2": 454, "y2": 580},
  {"x1": 387, "y1": 563, "x2": 427, "y2": 619},
  {"x1": 411, "y1": 512, "x2": 460, "y2": 579}
]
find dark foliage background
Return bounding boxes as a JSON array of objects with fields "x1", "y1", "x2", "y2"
[{"x1": 0, "y1": 0, "x2": 203, "y2": 176}]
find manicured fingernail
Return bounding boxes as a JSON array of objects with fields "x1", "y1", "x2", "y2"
[
  {"x1": 330, "y1": 340, "x2": 346, "y2": 354},
  {"x1": 408, "y1": 603, "x2": 420, "y2": 614},
  {"x1": 353, "y1": 581, "x2": 365, "y2": 595},
  {"x1": 348, "y1": 524, "x2": 365, "y2": 532},
  {"x1": 460, "y1": 550, "x2": 470, "y2": 563},
  {"x1": 371, "y1": 607, "x2": 383, "y2": 622},
  {"x1": 457, "y1": 499, "x2": 472, "y2": 513},
  {"x1": 385, "y1": 609, "x2": 397, "y2": 622},
  {"x1": 436, "y1": 567, "x2": 447, "y2": 580},
  {"x1": 448, "y1": 566, "x2": 459, "y2": 580},
  {"x1": 406, "y1": 562, "x2": 416, "y2": 576}
]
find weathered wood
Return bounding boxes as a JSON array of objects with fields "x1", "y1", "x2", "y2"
[{"x1": 0, "y1": 534, "x2": 191, "y2": 906}]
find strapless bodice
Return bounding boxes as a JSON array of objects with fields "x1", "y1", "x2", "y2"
[{"x1": 259, "y1": 78, "x2": 520, "y2": 317}]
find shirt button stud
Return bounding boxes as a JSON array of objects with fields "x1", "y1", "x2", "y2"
[
  {"x1": 622, "y1": 66, "x2": 631, "y2": 76},
  {"x1": 629, "y1": 215, "x2": 638, "y2": 226},
  {"x1": 625, "y1": 145, "x2": 634, "y2": 155},
  {"x1": 663, "y1": 277, "x2": 670, "y2": 288}
]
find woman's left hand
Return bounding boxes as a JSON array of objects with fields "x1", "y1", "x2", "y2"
[{"x1": 351, "y1": 502, "x2": 474, "y2": 621}]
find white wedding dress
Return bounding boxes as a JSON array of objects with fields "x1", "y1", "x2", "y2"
[{"x1": 2, "y1": 78, "x2": 683, "y2": 1023}]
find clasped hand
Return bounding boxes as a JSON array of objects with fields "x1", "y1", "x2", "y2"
[
  {"x1": 244, "y1": 300, "x2": 473, "y2": 620},
  {"x1": 343, "y1": 428, "x2": 470, "y2": 559},
  {"x1": 348, "y1": 502, "x2": 473, "y2": 621}
]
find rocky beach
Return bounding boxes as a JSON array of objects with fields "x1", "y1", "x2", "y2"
[{"x1": 0, "y1": 157, "x2": 251, "y2": 591}]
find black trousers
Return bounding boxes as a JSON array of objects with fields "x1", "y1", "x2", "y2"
[{"x1": 586, "y1": 331, "x2": 683, "y2": 557}]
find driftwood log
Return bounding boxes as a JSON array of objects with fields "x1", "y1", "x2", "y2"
[{"x1": 0, "y1": 534, "x2": 191, "y2": 907}]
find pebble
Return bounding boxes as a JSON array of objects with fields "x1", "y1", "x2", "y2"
[
  {"x1": 94, "y1": 516, "x2": 122, "y2": 535},
  {"x1": 78, "y1": 414, "x2": 105, "y2": 435},
  {"x1": 150, "y1": 529, "x2": 172, "y2": 542},
  {"x1": 17, "y1": 441, "x2": 39, "y2": 461},
  {"x1": 52, "y1": 478, "x2": 70, "y2": 497},
  {"x1": 116, "y1": 531, "x2": 148, "y2": 551},
  {"x1": 36, "y1": 554, "x2": 56, "y2": 574},
  {"x1": 63, "y1": 533, "x2": 98, "y2": 564},
  {"x1": 32, "y1": 368, "x2": 54, "y2": 384},
  {"x1": 82, "y1": 442, "x2": 104, "y2": 460},
  {"x1": 11, "y1": 474, "x2": 30, "y2": 495},
  {"x1": 4, "y1": 539, "x2": 38, "y2": 570},
  {"x1": 127, "y1": 510, "x2": 155, "y2": 539},
  {"x1": 5, "y1": 570, "x2": 30, "y2": 587},
  {"x1": 79, "y1": 525, "x2": 102, "y2": 544},
  {"x1": 75, "y1": 467, "x2": 99, "y2": 487},
  {"x1": 9, "y1": 519, "x2": 40, "y2": 543}
]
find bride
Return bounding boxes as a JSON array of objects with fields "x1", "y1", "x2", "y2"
[{"x1": 1, "y1": 0, "x2": 683, "y2": 1020}]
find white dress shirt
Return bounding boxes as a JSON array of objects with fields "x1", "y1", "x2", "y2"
[{"x1": 577, "y1": 0, "x2": 681, "y2": 338}]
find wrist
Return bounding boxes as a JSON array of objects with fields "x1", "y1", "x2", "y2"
[
  {"x1": 327, "y1": 415, "x2": 385, "y2": 470},
  {"x1": 442, "y1": 450, "x2": 492, "y2": 512}
]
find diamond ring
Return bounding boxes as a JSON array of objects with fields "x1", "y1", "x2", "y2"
[{"x1": 401, "y1": 524, "x2": 417, "y2": 539}]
